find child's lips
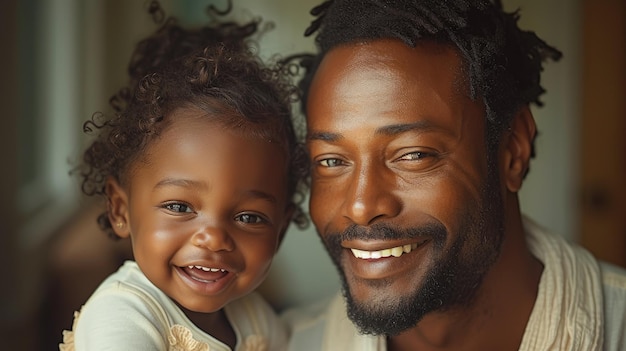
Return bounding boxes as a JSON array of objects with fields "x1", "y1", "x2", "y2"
[
  {"x1": 175, "y1": 264, "x2": 237, "y2": 295},
  {"x1": 182, "y1": 265, "x2": 228, "y2": 282}
]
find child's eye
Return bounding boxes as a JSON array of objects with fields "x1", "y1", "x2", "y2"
[
  {"x1": 235, "y1": 213, "x2": 266, "y2": 224},
  {"x1": 162, "y1": 202, "x2": 194, "y2": 213}
]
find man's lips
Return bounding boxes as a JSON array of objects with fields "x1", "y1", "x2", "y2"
[
  {"x1": 343, "y1": 238, "x2": 430, "y2": 260},
  {"x1": 349, "y1": 242, "x2": 418, "y2": 259},
  {"x1": 341, "y1": 238, "x2": 432, "y2": 280}
]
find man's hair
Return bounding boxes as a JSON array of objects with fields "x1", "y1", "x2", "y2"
[{"x1": 296, "y1": 0, "x2": 561, "y2": 146}]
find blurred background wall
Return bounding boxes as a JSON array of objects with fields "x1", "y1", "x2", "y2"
[{"x1": 1, "y1": 0, "x2": 624, "y2": 350}]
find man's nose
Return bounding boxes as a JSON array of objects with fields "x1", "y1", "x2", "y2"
[{"x1": 342, "y1": 163, "x2": 401, "y2": 226}]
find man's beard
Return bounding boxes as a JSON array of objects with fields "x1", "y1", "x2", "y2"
[{"x1": 320, "y1": 167, "x2": 505, "y2": 336}]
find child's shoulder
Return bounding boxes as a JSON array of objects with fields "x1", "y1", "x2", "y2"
[
  {"x1": 80, "y1": 260, "x2": 170, "y2": 321},
  {"x1": 89, "y1": 260, "x2": 159, "y2": 298},
  {"x1": 59, "y1": 261, "x2": 174, "y2": 349}
]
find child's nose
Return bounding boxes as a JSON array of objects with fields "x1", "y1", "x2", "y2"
[{"x1": 190, "y1": 226, "x2": 235, "y2": 252}]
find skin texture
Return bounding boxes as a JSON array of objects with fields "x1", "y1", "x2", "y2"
[
  {"x1": 106, "y1": 107, "x2": 293, "y2": 348},
  {"x1": 306, "y1": 40, "x2": 544, "y2": 351}
]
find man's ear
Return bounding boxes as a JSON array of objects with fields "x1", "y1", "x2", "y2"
[
  {"x1": 503, "y1": 105, "x2": 536, "y2": 193},
  {"x1": 105, "y1": 177, "x2": 131, "y2": 238}
]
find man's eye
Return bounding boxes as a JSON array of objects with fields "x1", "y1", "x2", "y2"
[
  {"x1": 236, "y1": 213, "x2": 266, "y2": 224},
  {"x1": 163, "y1": 203, "x2": 193, "y2": 213},
  {"x1": 399, "y1": 151, "x2": 430, "y2": 161},
  {"x1": 319, "y1": 158, "x2": 343, "y2": 167}
]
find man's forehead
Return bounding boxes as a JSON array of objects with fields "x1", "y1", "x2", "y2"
[
  {"x1": 314, "y1": 39, "x2": 466, "y2": 89},
  {"x1": 306, "y1": 39, "x2": 485, "y2": 143}
]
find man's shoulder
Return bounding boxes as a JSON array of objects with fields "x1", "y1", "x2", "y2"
[
  {"x1": 281, "y1": 294, "x2": 338, "y2": 331},
  {"x1": 280, "y1": 294, "x2": 341, "y2": 351},
  {"x1": 599, "y1": 261, "x2": 626, "y2": 311},
  {"x1": 599, "y1": 261, "x2": 626, "y2": 349},
  {"x1": 600, "y1": 261, "x2": 626, "y2": 288},
  {"x1": 281, "y1": 294, "x2": 386, "y2": 351}
]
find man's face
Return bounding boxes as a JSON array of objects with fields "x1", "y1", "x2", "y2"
[{"x1": 306, "y1": 40, "x2": 505, "y2": 335}]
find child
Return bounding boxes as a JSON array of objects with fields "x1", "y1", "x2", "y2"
[{"x1": 59, "y1": 4, "x2": 307, "y2": 350}]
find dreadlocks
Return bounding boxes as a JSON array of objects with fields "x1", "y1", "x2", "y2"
[{"x1": 298, "y1": 0, "x2": 561, "y2": 136}]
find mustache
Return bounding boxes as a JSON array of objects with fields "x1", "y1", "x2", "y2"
[{"x1": 328, "y1": 222, "x2": 447, "y2": 243}]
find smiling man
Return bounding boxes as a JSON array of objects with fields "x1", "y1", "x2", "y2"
[{"x1": 284, "y1": 1, "x2": 626, "y2": 350}]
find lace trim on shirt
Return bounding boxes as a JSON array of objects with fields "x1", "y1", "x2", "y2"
[
  {"x1": 168, "y1": 324, "x2": 268, "y2": 351},
  {"x1": 58, "y1": 310, "x2": 80, "y2": 351},
  {"x1": 58, "y1": 309, "x2": 269, "y2": 351},
  {"x1": 241, "y1": 334, "x2": 268, "y2": 351},
  {"x1": 169, "y1": 325, "x2": 210, "y2": 350}
]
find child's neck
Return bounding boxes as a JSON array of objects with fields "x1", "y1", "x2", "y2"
[{"x1": 183, "y1": 307, "x2": 237, "y2": 349}]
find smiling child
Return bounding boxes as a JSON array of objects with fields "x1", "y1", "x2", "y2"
[{"x1": 59, "y1": 5, "x2": 307, "y2": 350}]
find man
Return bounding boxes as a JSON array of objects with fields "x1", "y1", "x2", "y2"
[{"x1": 284, "y1": 0, "x2": 626, "y2": 350}]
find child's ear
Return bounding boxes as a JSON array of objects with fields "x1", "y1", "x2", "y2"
[
  {"x1": 503, "y1": 105, "x2": 536, "y2": 193},
  {"x1": 105, "y1": 177, "x2": 131, "y2": 238},
  {"x1": 276, "y1": 204, "x2": 296, "y2": 251}
]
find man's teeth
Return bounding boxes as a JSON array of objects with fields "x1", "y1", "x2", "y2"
[
  {"x1": 188, "y1": 265, "x2": 226, "y2": 273},
  {"x1": 350, "y1": 243, "x2": 419, "y2": 259}
]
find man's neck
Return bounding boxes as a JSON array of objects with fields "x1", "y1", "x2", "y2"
[{"x1": 387, "y1": 217, "x2": 544, "y2": 351}]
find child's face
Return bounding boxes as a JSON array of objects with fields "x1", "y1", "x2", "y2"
[{"x1": 108, "y1": 107, "x2": 292, "y2": 313}]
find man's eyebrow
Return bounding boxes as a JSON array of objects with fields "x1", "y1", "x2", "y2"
[
  {"x1": 375, "y1": 121, "x2": 436, "y2": 136},
  {"x1": 307, "y1": 121, "x2": 436, "y2": 142},
  {"x1": 307, "y1": 131, "x2": 343, "y2": 142}
]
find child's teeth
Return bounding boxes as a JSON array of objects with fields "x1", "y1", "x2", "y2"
[{"x1": 189, "y1": 265, "x2": 225, "y2": 272}]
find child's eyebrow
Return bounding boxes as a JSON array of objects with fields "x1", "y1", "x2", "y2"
[
  {"x1": 155, "y1": 178, "x2": 209, "y2": 190},
  {"x1": 154, "y1": 179, "x2": 278, "y2": 204},
  {"x1": 245, "y1": 190, "x2": 278, "y2": 204}
]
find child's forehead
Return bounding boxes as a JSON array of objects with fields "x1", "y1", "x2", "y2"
[
  {"x1": 134, "y1": 113, "x2": 289, "y2": 172},
  {"x1": 164, "y1": 104, "x2": 291, "y2": 147},
  {"x1": 144, "y1": 108, "x2": 287, "y2": 159}
]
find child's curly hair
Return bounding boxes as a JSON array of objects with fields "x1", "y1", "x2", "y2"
[{"x1": 77, "y1": 3, "x2": 309, "y2": 238}]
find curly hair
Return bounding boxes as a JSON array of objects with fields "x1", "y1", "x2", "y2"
[
  {"x1": 294, "y1": 0, "x2": 562, "y2": 159},
  {"x1": 77, "y1": 2, "x2": 308, "y2": 238}
]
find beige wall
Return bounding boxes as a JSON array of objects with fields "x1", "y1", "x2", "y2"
[{"x1": 509, "y1": 0, "x2": 582, "y2": 242}]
